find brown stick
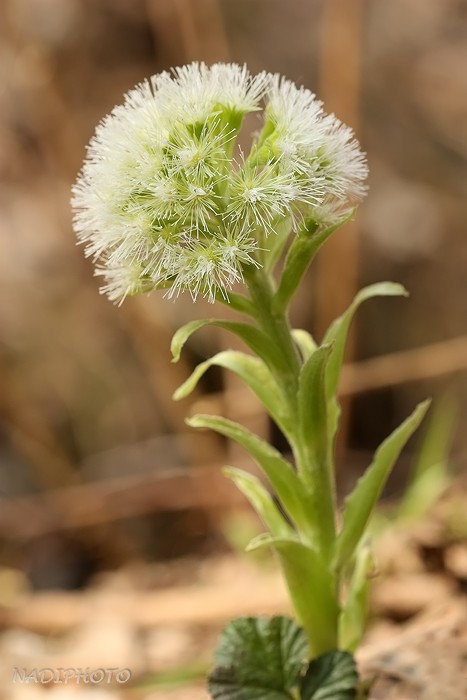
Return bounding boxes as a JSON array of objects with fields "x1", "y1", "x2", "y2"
[
  {"x1": 1, "y1": 563, "x2": 289, "y2": 632},
  {"x1": 0, "y1": 465, "x2": 244, "y2": 541},
  {"x1": 314, "y1": 0, "x2": 365, "y2": 464},
  {"x1": 190, "y1": 334, "x2": 467, "y2": 415},
  {"x1": 340, "y1": 334, "x2": 467, "y2": 396},
  {"x1": 315, "y1": 0, "x2": 365, "y2": 338}
]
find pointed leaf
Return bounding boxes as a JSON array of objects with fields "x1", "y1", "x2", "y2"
[
  {"x1": 171, "y1": 318, "x2": 284, "y2": 373},
  {"x1": 171, "y1": 319, "x2": 213, "y2": 363},
  {"x1": 300, "y1": 650, "x2": 358, "y2": 700},
  {"x1": 223, "y1": 322, "x2": 287, "y2": 372},
  {"x1": 208, "y1": 616, "x2": 307, "y2": 700},
  {"x1": 174, "y1": 350, "x2": 291, "y2": 436},
  {"x1": 275, "y1": 212, "x2": 354, "y2": 313},
  {"x1": 215, "y1": 290, "x2": 257, "y2": 317},
  {"x1": 264, "y1": 216, "x2": 293, "y2": 272},
  {"x1": 297, "y1": 344, "x2": 336, "y2": 549},
  {"x1": 292, "y1": 329, "x2": 317, "y2": 361},
  {"x1": 397, "y1": 393, "x2": 456, "y2": 520},
  {"x1": 298, "y1": 344, "x2": 332, "y2": 477},
  {"x1": 323, "y1": 283, "x2": 408, "y2": 444},
  {"x1": 247, "y1": 535, "x2": 338, "y2": 657},
  {"x1": 334, "y1": 400, "x2": 430, "y2": 569},
  {"x1": 224, "y1": 467, "x2": 294, "y2": 539},
  {"x1": 324, "y1": 282, "x2": 407, "y2": 401},
  {"x1": 187, "y1": 414, "x2": 318, "y2": 544},
  {"x1": 338, "y1": 542, "x2": 373, "y2": 652}
]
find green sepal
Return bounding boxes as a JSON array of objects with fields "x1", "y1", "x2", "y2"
[
  {"x1": 224, "y1": 467, "x2": 295, "y2": 539},
  {"x1": 338, "y1": 542, "x2": 373, "y2": 652},
  {"x1": 300, "y1": 650, "x2": 359, "y2": 700},
  {"x1": 334, "y1": 400, "x2": 431, "y2": 570},
  {"x1": 187, "y1": 414, "x2": 318, "y2": 545},
  {"x1": 247, "y1": 534, "x2": 338, "y2": 657},
  {"x1": 174, "y1": 351, "x2": 291, "y2": 437}
]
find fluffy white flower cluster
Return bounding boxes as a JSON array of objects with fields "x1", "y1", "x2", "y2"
[{"x1": 72, "y1": 63, "x2": 368, "y2": 303}]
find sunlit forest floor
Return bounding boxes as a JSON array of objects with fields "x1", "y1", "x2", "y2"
[{"x1": 1, "y1": 478, "x2": 467, "y2": 700}]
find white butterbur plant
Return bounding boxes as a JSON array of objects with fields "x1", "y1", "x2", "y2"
[{"x1": 72, "y1": 63, "x2": 429, "y2": 699}]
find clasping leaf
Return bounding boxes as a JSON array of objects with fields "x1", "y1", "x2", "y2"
[
  {"x1": 334, "y1": 399, "x2": 431, "y2": 570},
  {"x1": 174, "y1": 350, "x2": 291, "y2": 437},
  {"x1": 187, "y1": 414, "x2": 319, "y2": 546}
]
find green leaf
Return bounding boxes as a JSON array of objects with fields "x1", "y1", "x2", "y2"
[
  {"x1": 174, "y1": 350, "x2": 291, "y2": 436},
  {"x1": 215, "y1": 290, "x2": 257, "y2": 317},
  {"x1": 208, "y1": 616, "x2": 307, "y2": 700},
  {"x1": 224, "y1": 467, "x2": 294, "y2": 539},
  {"x1": 397, "y1": 393, "x2": 455, "y2": 520},
  {"x1": 297, "y1": 344, "x2": 336, "y2": 550},
  {"x1": 301, "y1": 650, "x2": 358, "y2": 700},
  {"x1": 171, "y1": 319, "x2": 213, "y2": 363},
  {"x1": 264, "y1": 216, "x2": 293, "y2": 272},
  {"x1": 247, "y1": 535, "x2": 338, "y2": 657},
  {"x1": 338, "y1": 542, "x2": 373, "y2": 652},
  {"x1": 324, "y1": 282, "x2": 407, "y2": 399},
  {"x1": 188, "y1": 414, "x2": 318, "y2": 544},
  {"x1": 275, "y1": 213, "x2": 354, "y2": 313},
  {"x1": 323, "y1": 282, "x2": 408, "y2": 442},
  {"x1": 298, "y1": 344, "x2": 332, "y2": 478},
  {"x1": 334, "y1": 400, "x2": 431, "y2": 570},
  {"x1": 171, "y1": 318, "x2": 284, "y2": 373},
  {"x1": 292, "y1": 329, "x2": 317, "y2": 361}
]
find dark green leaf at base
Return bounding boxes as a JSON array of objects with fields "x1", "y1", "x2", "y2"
[
  {"x1": 301, "y1": 650, "x2": 358, "y2": 700},
  {"x1": 208, "y1": 616, "x2": 307, "y2": 700}
]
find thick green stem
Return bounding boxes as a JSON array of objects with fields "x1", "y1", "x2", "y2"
[
  {"x1": 296, "y1": 442, "x2": 336, "y2": 558},
  {"x1": 244, "y1": 266, "x2": 302, "y2": 407},
  {"x1": 243, "y1": 263, "x2": 339, "y2": 653},
  {"x1": 245, "y1": 264, "x2": 337, "y2": 549}
]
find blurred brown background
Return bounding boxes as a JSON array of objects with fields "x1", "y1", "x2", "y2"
[{"x1": 0, "y1": 0, "x2": 467, "y2": 591}]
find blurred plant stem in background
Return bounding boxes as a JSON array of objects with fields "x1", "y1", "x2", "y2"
[{"x1": 316, "y1": 0, "x2": 365, "y2": 467}]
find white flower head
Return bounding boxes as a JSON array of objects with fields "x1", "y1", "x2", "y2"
[
  {"x1": 263, "y1": 76, "x2": 368, "y2": 207},
  {"x1": 266, "y1": 75, "x2": 325, "y2": 144},
  {"x1": 316, "y1": 114, "x2": 369, "y2": 203},
  {"x1": 167, "y1": 230, "x2": 260, "y2": 303},
  {"x1": 72, "y1": 62, "x2": 368, "y2": 303}
]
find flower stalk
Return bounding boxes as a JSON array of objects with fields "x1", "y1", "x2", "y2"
[{"x1": 72, "y1": 62, "x2": 430, "y2": 690}]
